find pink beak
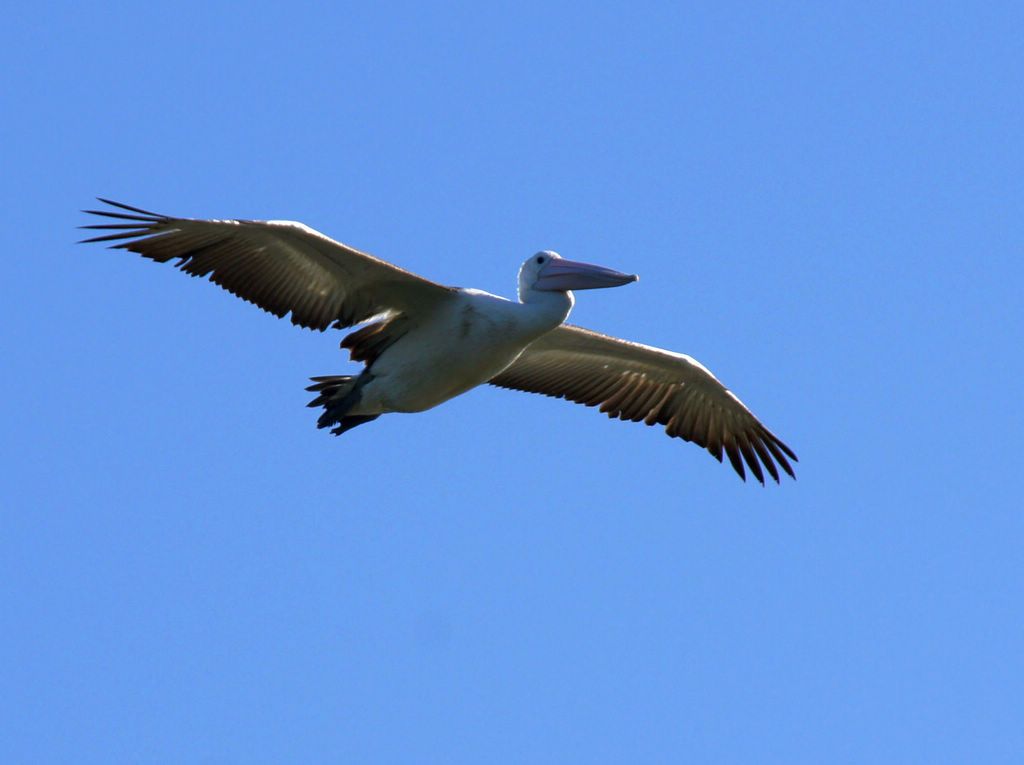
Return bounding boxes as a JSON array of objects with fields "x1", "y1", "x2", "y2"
[{"x1": 534, "y1": 258, "x2": 639, "y2": 292}]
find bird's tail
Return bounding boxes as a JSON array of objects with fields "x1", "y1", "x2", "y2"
[{"x1": 305, "y1": 374, "x2": 379, "y2": 435}]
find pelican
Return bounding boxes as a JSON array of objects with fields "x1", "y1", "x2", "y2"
[{"x1": 81, "y1": 199, "x2": 797, "y2": 483}]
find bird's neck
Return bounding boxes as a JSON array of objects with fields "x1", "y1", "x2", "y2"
[{"x1": 517, "y1": 289, "x2": 574, "y2": 334}]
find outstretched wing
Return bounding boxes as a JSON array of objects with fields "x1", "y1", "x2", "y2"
[
  {"x1": 80, "y1": 198, "x2": 454, "y2": 330},
  {"x1": 490, "y1": 324, "x2": 797, "y2": 483}
]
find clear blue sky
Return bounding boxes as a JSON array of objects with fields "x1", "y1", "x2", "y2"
[{"x1": 3, "y1": 2, "x2": 1021, "y2": 762}]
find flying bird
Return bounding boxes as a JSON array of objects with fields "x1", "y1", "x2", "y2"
[{"x1": 81, "y1": 199, "x2": 797, "y2": 483}]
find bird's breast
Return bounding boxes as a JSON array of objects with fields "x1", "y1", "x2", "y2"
[{"x1": 362, "y1": 293, "x2": 553, "y2": 413}]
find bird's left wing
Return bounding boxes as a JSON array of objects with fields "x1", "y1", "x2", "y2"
[
  {"x1": 80, "y1": 198, "x2": 455, "y2": 330},
  {"x1": 489, "y1": 324, "x2": 797, "y2": 483}
]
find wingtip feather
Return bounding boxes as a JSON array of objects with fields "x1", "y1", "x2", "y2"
[{"x1": 95, "y1": 197, "x2": 165, "y2": 217}]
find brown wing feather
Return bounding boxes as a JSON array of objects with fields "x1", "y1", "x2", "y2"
[
  {"x1": 80, "y1": 198, "x2": 454, "y2": 331},
  {"x1": 490, "y1": 324, "x2": 797, "y2": 484},
  {"x1": 339, "y1": 315, "x2": 412, "y2": 366}
]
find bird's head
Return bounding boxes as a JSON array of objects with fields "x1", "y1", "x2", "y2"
[{"x1": 518, "y1": 251, "x2": 638, "y2": 300}]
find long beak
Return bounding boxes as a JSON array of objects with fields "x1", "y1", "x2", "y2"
[{"x1": 534, "y1": 258, "x2": 639, "y2": 292}]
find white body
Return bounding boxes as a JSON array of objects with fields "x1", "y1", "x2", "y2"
[{"x1": 351, "y1": 288, "x2": 572, "y2": 414}]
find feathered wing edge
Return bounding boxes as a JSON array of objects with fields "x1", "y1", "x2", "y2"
[
  {"x1": 490, "y1": 325, "x2": 797, "y2": 484},
  {"x1": 79, "y1": 198, "x2": 454, "y2": 332}
]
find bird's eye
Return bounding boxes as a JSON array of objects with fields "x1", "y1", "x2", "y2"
[{"x1": 536, "y1": 256, "x2": 544, "y2": 264}]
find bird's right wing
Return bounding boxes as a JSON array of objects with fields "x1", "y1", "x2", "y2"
[
  {"x1": 80, "y1": 198, "x2": 455, "y2": 330},
  {"x1": 489, "y1": 324, "x2": 797, "y2": 483}
]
